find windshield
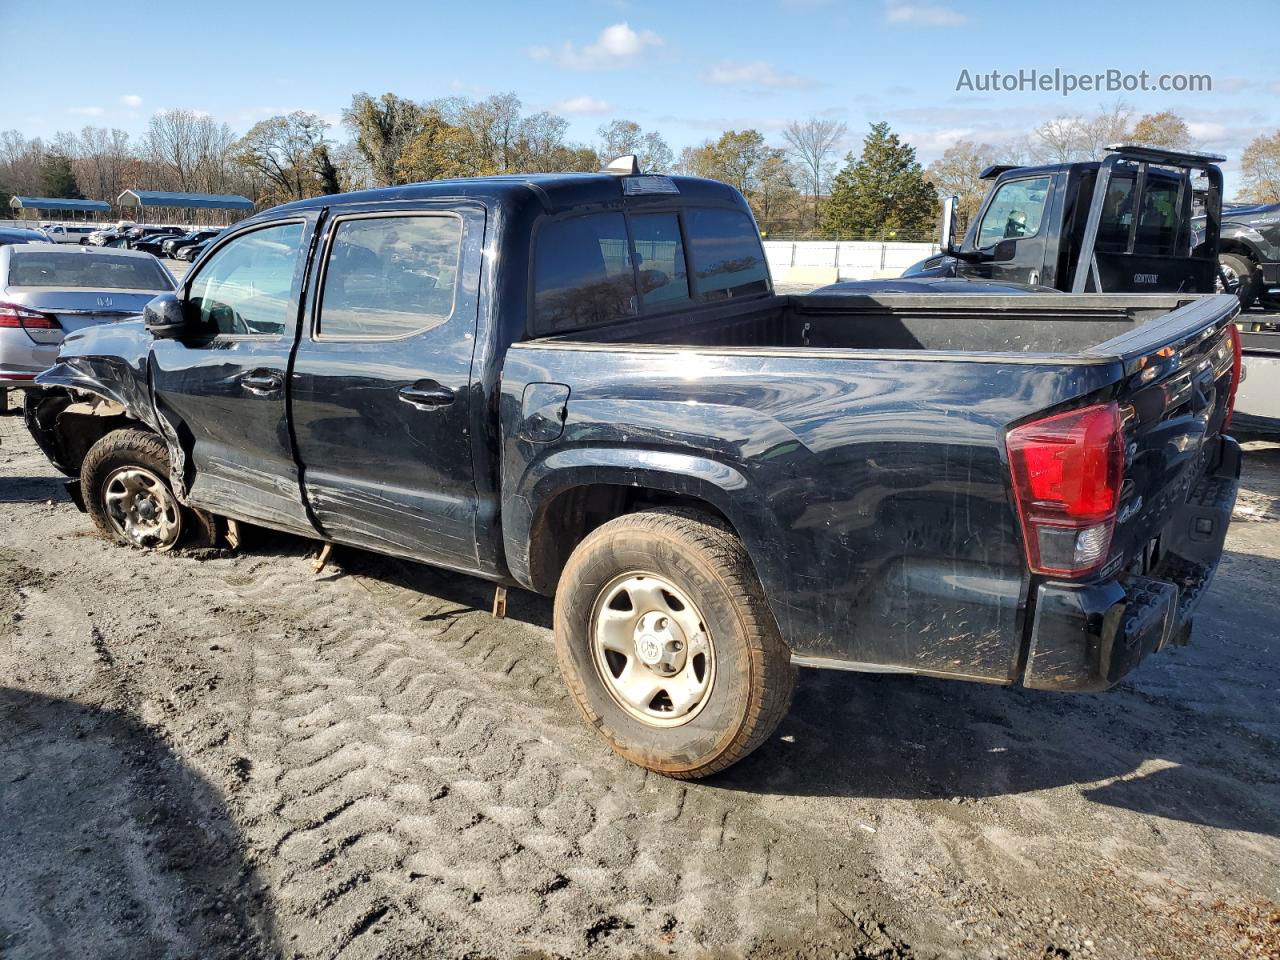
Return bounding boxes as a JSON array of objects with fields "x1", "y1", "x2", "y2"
[{"x1": 8, "y1": 252, "x2": 172, "y2": 290}]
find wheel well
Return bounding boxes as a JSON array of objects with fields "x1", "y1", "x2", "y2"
[
  {"x1": 527, "y1": 483, "x2": 734, "y2": 595},
  {"x1": 26, "y1": 391, "x2": 153, "y2": 477},
  {"x1": 1219, "y1": 241, "x2": 1258, "y2": 265}
]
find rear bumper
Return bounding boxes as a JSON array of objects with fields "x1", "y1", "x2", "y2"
[{"x1": 1022, "y1": 436, "x2": 1241, "y2": 692}]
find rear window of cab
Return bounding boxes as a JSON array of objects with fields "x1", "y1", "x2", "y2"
[{"x1": 532, "y1": 206, "x2": 768, "y2": 335}]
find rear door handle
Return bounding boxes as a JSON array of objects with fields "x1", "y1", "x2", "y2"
[
  {"x1": 398, "y1": 381, "x2": 455, "y2": 410},
  {"x1": 239, "y1": 371, "x2": 283, "y2": 396}
]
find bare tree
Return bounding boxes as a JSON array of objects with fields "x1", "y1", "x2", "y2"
[
  {"x1": 926, "y1": 141, "x2": 1000, "y2": 230},
  {"x1": 1239, "y1": 130, "x2": 1280, "y2": 203},
  {"x1": 233, "y1": 111, "x2": 330, "y2": 203},
  {"x1": 343, "y1": 92, "x2": 427, "y2": 186},
  {"x1": 782, "y1": 118, "x2": 847, "y2": 227},
  {"x1": 597, "y1": 120, "x2": 673, "y2": 173},
  {"x1": 73, "y1": 127, "x2": 132, "y2": 202},
  {"x1": 1131, "y1": 111, "x2": 1193, "y2": 150},
  {"x1": 1030, "y1": 101, "x2": 1134, "y2": 163}
]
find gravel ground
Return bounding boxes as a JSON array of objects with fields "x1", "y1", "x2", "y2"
[{"x1": 1, "y1": 395, "x2": 1278, "y2": 960}]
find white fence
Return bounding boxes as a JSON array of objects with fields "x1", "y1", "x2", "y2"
[{"x1": 764, "y1": 240, "x2": 938, "y2": 284}]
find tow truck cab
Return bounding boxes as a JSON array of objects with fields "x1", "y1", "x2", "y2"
[{"x1": 908, "y1": 145, "x2": 1225, "y2": 296}]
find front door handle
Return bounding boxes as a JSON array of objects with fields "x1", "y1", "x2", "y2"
[
  {"x1": 239, "y1": 371, "x2": 283, "y2": 396},
  {"x1": 398, "y1": 381, "x2": 455, "y2": 410}
]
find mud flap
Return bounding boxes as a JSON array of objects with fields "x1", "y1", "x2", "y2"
[{"x1": 64, "y1": 478, "x2": 87, "y2": 513}]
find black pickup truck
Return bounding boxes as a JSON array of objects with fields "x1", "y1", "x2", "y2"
[{"x1": 23, "y1": 160, "x2": 1243, "y2": 777}]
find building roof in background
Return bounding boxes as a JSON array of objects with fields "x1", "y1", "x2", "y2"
[
  {"x1": 117, "y1": 190, "x2": 255, "y2": 210},
  {"x1": 9, "y1": 196, "x2": 112, "y2": 212}
]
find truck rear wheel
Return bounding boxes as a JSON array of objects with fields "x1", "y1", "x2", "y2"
[
  {"x1": 1219, "y1": 253, "x2": 1258, "y2": 309},
  {"x1": 81, "y1": 429, "x2": 218, "y2": 552},
  {"x1": 553, "y1": 508, "x2": 794, "y2": 778}
]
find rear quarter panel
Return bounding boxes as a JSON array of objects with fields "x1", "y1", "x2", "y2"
[{"x1": 502, "y1": 343, "x2": 1122, "y2": 681}]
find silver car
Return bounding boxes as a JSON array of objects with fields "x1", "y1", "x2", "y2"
[{"x1": 0, "y1": 243, "x2": 175, "y2": 409}]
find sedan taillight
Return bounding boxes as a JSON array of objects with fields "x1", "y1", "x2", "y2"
[{"x1": 0, "y1": 300, "x2": 61, "y2": 331}]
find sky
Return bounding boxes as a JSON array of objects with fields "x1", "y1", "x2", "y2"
[{"x1": 4, "y1": 0, "x2": 1277, "y2": 196}]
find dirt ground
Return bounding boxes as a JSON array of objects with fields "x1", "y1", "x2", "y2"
[{"x1": 1, "y1": 398, "x2": 1277, "y2": 960}]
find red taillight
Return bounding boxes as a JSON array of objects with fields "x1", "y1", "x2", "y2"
[
  {"x1": 1006, "y1": 402, "x2": 1124, "y2": 578},
  {"x1": 0, "y1": 301, "x2": 60, "y2": 330},
  {"x1": 1223, "y1": 323, "x2": 1242, "y2": 430}
]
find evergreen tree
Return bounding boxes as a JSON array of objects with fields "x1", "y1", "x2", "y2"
[
  {"x1": 39, "y1": 153, "x2": 83, "y2": 199},
  {"x1": 821, "y1": 122, "x2": 936, "y2": 239}
]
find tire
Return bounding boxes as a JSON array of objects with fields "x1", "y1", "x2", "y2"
[
  {"x1": 553, "y1": 508, "x2": 795, "y2": 779},
  {"x1": 1219, "y1": 253, "x2": 1258, "y2": 310},
  {"x1": 81, "y1": 428, "x2": 218, "y2": 551}
]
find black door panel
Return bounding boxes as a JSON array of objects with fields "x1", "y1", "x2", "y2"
[
  {"x1": 290, "y1": 204, "x2": 485, "y2": 571},
  {"x1": 150, "y1": 216, "x2": 318, "y2": 533}
]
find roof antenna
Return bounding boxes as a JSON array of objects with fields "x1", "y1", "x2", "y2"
[{"x1": 602, "y1": 155, "x2": 641, "y2": 176}]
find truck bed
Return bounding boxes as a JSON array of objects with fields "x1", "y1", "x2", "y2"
[
  {"x1": 537, "y1": 292, "x2": 1218, "y2": 359},
  {"x1": 504, "y1": 291, "x2": 1240, "y2": 686}
]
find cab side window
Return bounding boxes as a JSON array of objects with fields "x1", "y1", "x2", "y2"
[
  {"x1": 187, "y1": 222, "x2": 304, "y2": 336},
  {"x1": 316, "y1": 215, "x2": 463, "y2": 339},
  {"x1": 977, "y1": 177, "x2": 1051, "y2": 248}
]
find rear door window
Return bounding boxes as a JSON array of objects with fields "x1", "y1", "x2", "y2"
[
  {"x1": 316, "y1": 214, "x2": 462, "y2": 339},
  {"x1": 684, "y1": 208, "x2": 768, "y2": 301},
  {"x1": 533, "y1": 212, "x2": 637, "y2": 333}
]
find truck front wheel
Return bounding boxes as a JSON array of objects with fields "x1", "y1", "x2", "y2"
[
  {"x1": 1219, "y1": 253, "x2": 1258, "y2": 309},
  {"x1": 554, "y1": 508, "x2": 794, "y2": 778},
  {"x1": 81, "y1": 429, "x2": 218, "y2": 552}
]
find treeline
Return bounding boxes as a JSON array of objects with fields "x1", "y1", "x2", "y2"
[{"x1": 3, "y1": 94, "x2": 1278, "y2": 241}]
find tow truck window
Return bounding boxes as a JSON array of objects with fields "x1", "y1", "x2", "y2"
[
  {"x1": 187, "y1": 222, "x2": 303, "y2": 337},
  {"x1": 533, "y1": 212, "x2": 637, "y2": 334},
  {"x1": 976, "y1": 177, "x2": 1050, "y2": 248}
]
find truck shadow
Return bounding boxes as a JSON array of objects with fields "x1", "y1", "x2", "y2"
[
  {"x1": 0, "y1": 474, "x2": 67, "y2": 504},
  {"x1": 718, "y1": 666, "x2": 1279, "y2": 839},
  {"x1": 0, "y1": 687, "x2": 277, "y2": 959}
]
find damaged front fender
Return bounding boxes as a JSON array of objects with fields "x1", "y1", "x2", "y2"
[{"x1": 26, "y1": 320, "x2": 187, "y2": 494}]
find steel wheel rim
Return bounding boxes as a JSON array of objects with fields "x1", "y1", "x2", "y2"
[
  {"x1": 589, "y1": 572, "x2": 716, "y2": 728},
  {"x1": 102, "y1": 465, "x2": 182, "y2": 551},
  {"x1": 1218, "y1": 263, "x2": 1240, "y2": 294}
]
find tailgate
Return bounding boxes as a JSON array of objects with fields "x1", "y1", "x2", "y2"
[{"x1": 1094, "y1": 294, "x2": 1240, "y2": 582}]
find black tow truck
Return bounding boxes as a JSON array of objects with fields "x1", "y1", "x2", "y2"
[{"x1": 852, "y1": 144, "x2": 1227, "y2": 298}]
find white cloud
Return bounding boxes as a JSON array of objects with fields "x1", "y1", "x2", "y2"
[
  {"x1": 69, "y1": 106, "x2": 104, "y2": 116},
  {"x1": 701, "y1": 60, "x2": 813, "y2": 90},
  {"x1": 529, "y1": 22, "x2": 662, "y2": 70},
  {"x1": 553, "y1": 95, "x2": 612, "y2": 115},
  {"x1": 884, "y1": 1, "x2": 967, "y2": 26},
  {"x1": 120, "y1": 94, "x2": 143, "y2": 107}
]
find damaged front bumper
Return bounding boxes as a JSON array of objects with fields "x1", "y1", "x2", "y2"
[{"x1": 1021, "y1": 436, "x2": 1241, "y2": 692}]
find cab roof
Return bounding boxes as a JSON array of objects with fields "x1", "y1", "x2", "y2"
[{"x1": 262, "y1": 172, "x2": 748, "y2": 220}]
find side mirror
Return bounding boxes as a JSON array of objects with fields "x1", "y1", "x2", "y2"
[
  {"x1": 990, "y1": 238, "x2": 1017, "y2": 262},
  {"x1": 939, "y1": 195, "x2": 959, "y2": 255},
  {"x1": 144, "y1": 293, "x2": 192, "y2": 339}
]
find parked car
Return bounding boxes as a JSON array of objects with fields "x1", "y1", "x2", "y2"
[
  {"x1": 25, "y1": 165, "x2": 1242, "y2": 777},
  {"x1": 40, "y1": 223, "x2": 99, "y2": 245},
  {"x1": 0, "y1": 243, "x2": 174, "y2": 412},
  {"x1": 0, "y1": 227, "x2": 48, "y2": 247},
  {"x1": 162, "y1": 230, "x2": 220, "y2": 259},
  {"x1": 172, "y1": 237, "x2": 214, "y2": 262},
  {"x1": 132, "y1": 232, "x2": 190, "y2": 257},
  {"x1": 89, "y1": 221, "x2": 138, "y2": 247},
  {"x1": 1203, "y1": 202, "x2": 1280, "y2": 310}
]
